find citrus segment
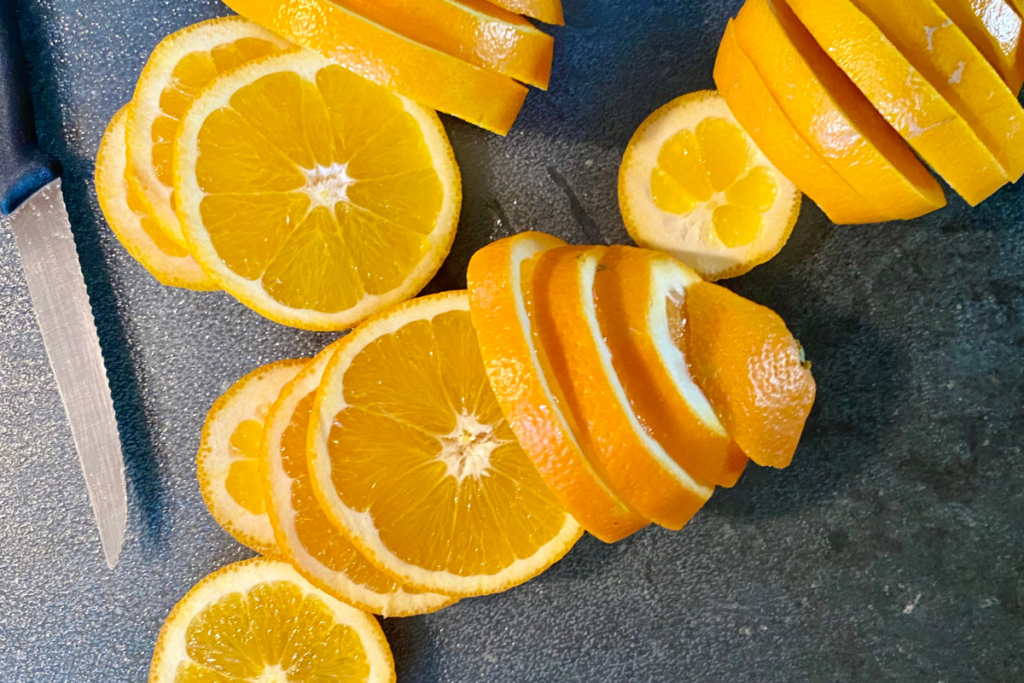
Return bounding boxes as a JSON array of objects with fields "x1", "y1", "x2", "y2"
[
  {"x1": 934, "y1": 0, "x2": 1024, "y2": 93},
  {"x1": 593, "y1": 246, "x2": 748, "y2": 488},
  {"x1": 126, "y1": 17, "x2": 290, "y2": 249},
  {"x1": 149, "y1": 558, "x2": 396, "y2": 683},
  {"x1": 174, "y1": 50, "x2": 461, "y2": 330},
  {"x1": 785, "y1": 0, "x2": 1009, "y2": 205},
  {"x1": 532, "y1": 246, "x2": 715, "y2": 530},
  {"x1": 222, "y1": 0, "x2": 529, "y2": 135},
  {"x1": 487, "y1": 0, "x2": 565, "y2": 25},
  {"x1": 735, "y1": 0, "x2": 946, "y2": 220},
  {"x1": 619, "y1": 89, "x2": 801, "y2": 281},
  {"x1": 261, "y1": 346, "x2": 456, "y2": 616},
  {"x1": 308, "y1": 292, "x2": 582, "y2": 597},
  {"x1": 684, "y1": 282, "x2": 816, "y2": 469},
  {"x1": 467, "y1": 233, "x2": 648, "y2": 543},
  {"x1": 199, "y1": 359, "x2": 308, "y2": 553}
]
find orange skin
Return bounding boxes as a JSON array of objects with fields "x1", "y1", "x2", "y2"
[
  {"x1": 487, "y1": 0, "x2": 564, "y2": 25},
  {"x1": 934, "y1": 0, "x2": 1024, "y2": 94}
]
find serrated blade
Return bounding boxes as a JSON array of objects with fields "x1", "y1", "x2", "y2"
[{"x1": 7, "y1": 179, "x2": 126, "y2": 568}]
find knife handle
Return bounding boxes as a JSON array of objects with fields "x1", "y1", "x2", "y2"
[{"x1": 0, "y1": 1, "x2": 57, "y2": 215}]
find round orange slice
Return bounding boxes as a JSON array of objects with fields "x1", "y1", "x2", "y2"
[
  {"x1": 467, "y1": 232, "x2": 648, "y2": 544},
  {"x1": 308, "y1": 291, "x2": 582, "y2": 597},
  {"x1": 488, "y1": 0, "x2": 564, "y2": 25},
  {"x1": 261, "y1": 345, "x2": 456, "y2": 616},
  {"x1": 198, "y1": 359, "x2": 307, "y2": 553},
  {"x1": 684, "y1": 281, "x2": 816, "y2": 469},
  {"x1": 532, "y1": 246, "x2": 715, "y2": 530},
  {"x1": 95, "y1": 107, "x2": 216, "y2": 291},
  {"x1": 735, "y1": 0, "x2": 946, "y2": 221},
  {"x1": 593, "y1": 245, "x2": 748, "y2": 488},
  {"x1": 935, "y1": 0, "x2": 1024, "y2": 94}
]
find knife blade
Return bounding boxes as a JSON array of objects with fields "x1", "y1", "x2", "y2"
[{"x1": 0, "y1": 3, "x2": 126, "y2": 568}]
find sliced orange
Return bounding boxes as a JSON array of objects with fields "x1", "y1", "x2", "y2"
[
  {"x1": 488, "y1": 0, "x2": 564, "y2": 25},
  {"x1": 735, "y1": 0, "x2": 946, "y2": 220},
  {"x1": 198, "y1": 359, "x2": 307, "y2": 553},
  {"x1": 329, "y1": 0, "x2": 554, "y2": 89},
  {"x1": 96, "y1": 107, "x2": 216, "y2": 291},
  {"x1": 223, "y1": 0, "x2": 529, "y2": 135},
  {"x1": 126, "y1": 16, "x2": 290, "y2": 249},
  {"x1": 149, "y1": 557, "x2": 396, "y2": 683},
  {"x1": 308, "y1": 291, "x2": 582, "y2": 597},
  {"x1": 684, "y1": 281, "x2": 816, "y2": 469},
  {"x1": 532, "y1": 246, "x2": 715, "y2": 530},
  {"x1": 593, "y1": 246, "x2": 748, "y2": 488},
  {"x1": 934, "y1": 0, "x2": 1024, "y2": 93},
  {"x1": 174, "y1": 50, "x2": 461, "y2": 331},
  {"x1": 467, "y1": 232, "x2": 648, "y2": 544},
  {"x1": 261, "y1": 346, "x2": 456, "y2": 616},
  {"x1": 785, "y1": 0, "x2": 1009, "y2": 205}
]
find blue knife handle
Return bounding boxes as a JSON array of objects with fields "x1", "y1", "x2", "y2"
[{"x1": 0, "y1": 0, "x2": 57, "y2": 215}]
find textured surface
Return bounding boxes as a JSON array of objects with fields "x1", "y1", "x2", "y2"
[{"x1": 0, "y1": 0, "x2": 1022, "y2": 681}]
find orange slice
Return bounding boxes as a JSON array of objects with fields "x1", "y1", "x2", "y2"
[
  {"x1": 934, "y1": 0, "x2": 1024, "y2": 93},
  {"x1": 261, "y1": 346, "x2": 456, "y2": 616},
  {"x1": 735, "y1": 0, "x2": 946, "y2": 220},
  {"x1": 715, "y1": 20, "x2": 886, "y2": 224},
  {"x1": 126, "y1": 16, "x2": 290, "y2": 249},
  {"x1": 198, "y1": 359, "x2": 307, "y2": 553},
  {"x1": 593, "y1": 246, "x2": 748, "y2": 488},
  {"x1": 308, "y1": 291, "x2": 582, "y2": 597},
  {"x1": 174, "y1": 50, "x2": 461, "y2": 331},
  {"x1": 532, "y1": 246, "x2": 715, "y2": 530},
  {"x1": 95, "y1": 107, "x2": 216, "y2": 291},
  {"x1": 149, "y1": 557, "x2": 396, "y2": 683},
  {"x1": 684, "y1": 281, "x2": 816, "y2": 469},
  {"x1": 328, "y1": 0, "x2": 554, "y2": 89},
  {"x1": 488, "y1": 0, "x2": 565, "y2": 25},
  {"x1": 467, "y1": 232, "x2": 648, "y2": 543},
  {"x1": 785, "y1": 0, "x2": 1009, "y2": 205},
  {"x1": 223, "y1": 0, "x2": 529, "y2": 135}
]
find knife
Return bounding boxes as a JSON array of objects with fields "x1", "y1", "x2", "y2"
[{"x1": 0, "y1": 2, "x2": 126, "y2": 568}]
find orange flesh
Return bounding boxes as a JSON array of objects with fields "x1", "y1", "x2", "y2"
[{"x1": 226, "y1": 418, "x2": 267, "y2": 515}]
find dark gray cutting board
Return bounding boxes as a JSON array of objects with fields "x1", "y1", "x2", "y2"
[{"x1": 1, "y1": 0, "x2": 1022, "y2": 680}]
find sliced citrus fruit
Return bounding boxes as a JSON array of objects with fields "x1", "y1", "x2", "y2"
[
  {"x1": 198, "y1": 359, "x2": 307, "y2": 554},
  {"x1": 328, "y1": 0, "x2": 554, "y2": 89},
  {"x1": 174, "y1": 50, "x2": 461, "y2": 331},
  {"x1": 126, "y1": 16, "x2": 290, "y2": 249},
  {"x1": 714, "y1": 21, "x2": 886, "y2": 225},
  {"x1": 934, "y1": 0, "x2": 1024, "y2": 93},
  {"x1": 532, "y1": 246, "x2": 715, "y2": 529},
  {"x1": 619, "y1": 89, "x2": 801, "y2": 281},
  {"x1": 96, "y1": 107, "x2": 216, "y2": 291},
  {"x1": 488, "y1": 0, "x2": 564, "y2": 25},
  {"x1": 684, "y1": 281, "x2": 816, "y2": 469},
  {"x1": 149, "y1": 557, "x2": 395, "y2": 683},
  {"x1": 785, "y1": 0, "x2": 1009, "y2": 205},
  {"x1": 467, "y1": 232, "x2": 648, "y2": 543},
  {"x1": 735, "y1": 0, "x2": 946, "y2": 220},
  {"x1": 261, "y1": 346, "x2": 456, "y2": 616},
  {"x1": 223, "y1": 0, "x2": 528, "y2": 135},
  {"x1": 308, "y1": 291, "x2": 583, "y2": 597},
  {"x1": 593, "y1": 245, "x2": 748, "y2": 488}
]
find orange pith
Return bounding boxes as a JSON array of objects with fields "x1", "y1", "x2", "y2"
[
  {"x1": 735, "y1": 0, "x2": 946, "y2": 221},
  {"x1": 934, "y1": 0, "x2": 1024, "y2": 94},
  {"x1": 487, "y1": 0, "x2": 565, "y2": 25},
  {"x1": 467, "y1": 233, "x2": 648, "y2": 544},
  {"x1": 714, "y1": 21, "x2": 886, "y2": 224},
  {"x1": 785, "y1": 0, "x2": 1009, "y2": 206},
  {"x1": 531, "y1": 246, "x2": 715, "y2": 530},
  {"x1": 683, "y1": 281, "x2": 816, "y2": 469},
  {"x1": 593, "y1": 246, "x2": 748, "y2": 488},
  {"x1": 222, "y1": 0, "x2": 529, "y2": 135}
]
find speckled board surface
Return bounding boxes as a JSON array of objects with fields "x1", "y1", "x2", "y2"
[{"x1": 1, "y1": 0, "x2": 1023, "y2": 680}]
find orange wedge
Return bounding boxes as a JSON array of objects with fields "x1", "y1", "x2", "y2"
[
  {"x1": 847, "y1": 0, "x2": 1024, "y2": 183},
  {"x1": 934, "y1": 0, "x2": 1024, "y2": 93},
  {"x1": 488, "y1": 0, "x2": 564, "y2": 25},
  {"x1": 684, "y1": 282, "x2": 816, "y2": 469},
  {"x1": 329, "y1": 0, "x2": 554, "y2": 89},
  {"x1": 715, "y1": 21, "x2": 886, "y2": 224},
  {"x1": 735, "y1": 0, "x2": 946, "y2": 220},
  {"x1": 532, "y1": 246, "x2": 715, "y2": 530},
  {"x1": 223, "y1": 0, "x2": 528, "y2": 135},
  {"x1": 593, "y1": 246, "x2": 748, "y2": 488},
  {"x1": 785, "y1": 0, "x2": 1009, "y2": 205},
  {"x1": 467, "y1": 233, "x2": 648, "y2": 543}
]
